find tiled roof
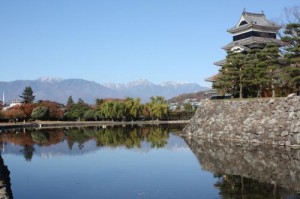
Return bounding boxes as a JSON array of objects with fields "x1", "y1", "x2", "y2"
[
  {"x1": 243, "y1": 12, "x2": 277, "y2": 26},
  {"x1": 205, "y1": 74, "x2": 220, "y2": 82},
  {"x1": 228, "y1": 11, "x2": 281, "y2": 33},
  {"x1": 214, "y1": 59, "x2": 227, "y2": 66},
  {"x1": 222, "y1": 37, "x2": 284, "y2": 50}
]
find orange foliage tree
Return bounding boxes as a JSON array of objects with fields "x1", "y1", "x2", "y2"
[
  {"x1": 19, "y1": 103, "x2": 37, "y2": 119},
  {"x1": 2, "y1": 106, "x2": 26, "y2": 121}
]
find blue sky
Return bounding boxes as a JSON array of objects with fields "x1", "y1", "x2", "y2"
[{"x1": 0, "y1": 0, "x2": 299, "y2": 87}]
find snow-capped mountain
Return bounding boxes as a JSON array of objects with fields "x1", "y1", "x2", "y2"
[
  {"x1": 104, "y1": 79, "x2": 208, "y2": 101},
  {"x1": 0, "y1": 78, "x2": 119, "y2": 104},
  {"x1": 105, "y1": 79, "x2": 200, "y2": 90},
  {"x1": 104, "y1": 79, "x2": 155, "y2": 90},
  {"x1": 0, "y1": 77, "x2": 209, "y2": 104},
  {"x1": 37, "y1": 76, "x2": 64, "y2": 83},
  {"x1": 161, "y1": 81, "x2": 190, "y2": 87}
]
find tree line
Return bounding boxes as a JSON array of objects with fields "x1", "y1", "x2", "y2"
[
  {"x1": 0, "y1": 86, "x2": 194, "y2": 122},
  {"x1": 213, "y1": 8, "x2": 300, "y2": 98}
]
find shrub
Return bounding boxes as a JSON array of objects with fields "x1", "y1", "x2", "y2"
[{"x1": 31, "y1": 106, "x2": 50, "y2": 120}]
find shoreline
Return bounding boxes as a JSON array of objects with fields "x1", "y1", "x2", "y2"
[{"x1": 0, "y1": 120, "x2": 190, "y2": 130}]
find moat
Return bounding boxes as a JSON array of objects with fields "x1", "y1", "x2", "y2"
[{"x1": 0, "y1": 125, "x2": 299, "y2": 198}]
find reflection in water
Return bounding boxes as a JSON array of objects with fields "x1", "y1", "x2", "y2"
[
  {"x1": 0, "y1": 155, "x2": 12, "y2": 199},
  {"x1": 64, "y1": 126, "x2": 168, "y2": 150},
  {"x1": 185, "y1": 137, "x2": 300, "y2": 198},
  {"x1": 215, "y1": 175, "x2": 297, "y2": 199},
  {"x1": 0, "y1": 125, "x2": 184, "y2": 161},
  {"x1": 1, "y1": 125, "x2": 194, "y2": 199},
  {"x1": 19, "y1": 145, "x2": 34, "y2": 161},
  {"x1": 2, "y1": 125, "x2": 300, "y2": 198}
]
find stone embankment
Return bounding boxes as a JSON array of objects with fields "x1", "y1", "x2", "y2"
[
  {"x1": 0, "y1": 155, "x2": 12, "y2": 199},
  {"x1": 183, "y1": 95, "x2": 300, "y2": 146}
]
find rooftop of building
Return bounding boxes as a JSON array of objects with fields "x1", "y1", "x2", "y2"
[
  {"x1": 222, "y1": 36, "x2": 284, "y2": 50},
  {"x1": 205, "y1": 74, "x2": 220, "y2": 82},
  {"x1": 214, "y1": 59, "x2": 227, "y2": 66},
  {"x1": 228, "y1": 11, "x2": 281, "y2": 34}
]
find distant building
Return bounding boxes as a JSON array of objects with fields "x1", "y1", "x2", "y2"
[
  {"x1": 206, "y1": 10, "x2": 283, "y2": 85},
  {"x1": 169, "y1": 99, "x2": 201, "y2": 111},
  {"x1": 3, "y1": 99, "x2": 22, "y2": 111},
  {"x1": 169, "y1": 102, "x2": 179, "y2": 111},
  {"x1": 204, "y1": 90, "x2": 219, "y2": 99}
]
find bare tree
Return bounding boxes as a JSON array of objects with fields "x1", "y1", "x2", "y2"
[{"x1": 284, "y1": 5, "x2": 300, "y2": 24}]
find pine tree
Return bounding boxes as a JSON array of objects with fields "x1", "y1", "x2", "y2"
[
  {"x1": 19, "y1": 86, "x2": 35, "y2": 103},
  {"x1": 242, "y1": 48, "x2": 261, "y2": 97},
  {"x1": 64, "y1": 98, "x2": 90, "y2": 121},
  {"x1": 66, "y1": 96, "x2": 74, "y2": 111},
  {"x1": 213, "y1": 68, "x2": 233, "y2": 96},
  {"x1": 281, "y1": 23, "x2": 300, "y2": 94},
  {"x1": 256, "y1": 43, "x2": 282, "y2": 97},
  {"x1": 214, "y1": 50, "x2": 247, "y2": 98}
]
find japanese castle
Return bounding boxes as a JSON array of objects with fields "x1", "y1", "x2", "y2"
[{"x1": 206, "y1": 10, "x2": 283, "y2": 83}]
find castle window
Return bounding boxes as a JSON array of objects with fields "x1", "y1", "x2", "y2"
[
  {"x1": 233, "y1": 31, "x2": 276, "y2": 41},
  {"x1": 239, "y1": 20, "x2": 248, "y2": 26}
]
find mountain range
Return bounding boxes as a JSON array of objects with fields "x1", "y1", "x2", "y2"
[{"x1": 0, "y1": 77, "x2": 209, "y2": 104}]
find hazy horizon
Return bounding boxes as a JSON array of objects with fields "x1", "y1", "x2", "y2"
[{"x1": 0, "y1": 76, "x2": 210, "y2": 86}]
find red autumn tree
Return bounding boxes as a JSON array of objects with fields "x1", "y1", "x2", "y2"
[
  {"x1": 19, "y1": 103, "x2": 37, "y2": 119},
  {"x1": 2, "y1": 106, "x2": 26, "y2": 121}
]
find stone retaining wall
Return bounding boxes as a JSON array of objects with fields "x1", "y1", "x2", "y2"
[{"x1": 183, "y1": 96, "x2": 300, "y2": 146}]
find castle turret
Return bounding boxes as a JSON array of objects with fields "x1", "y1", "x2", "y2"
[{"x1": 206, "y1": 10, "x2": 284, "y2": 83}]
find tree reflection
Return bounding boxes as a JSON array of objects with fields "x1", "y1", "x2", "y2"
[
  {"x1": 0, "y1": 125, "x2": 174, "y2": 160},
  {"x1": 65, "y1": 126, "x2": 169, "y2": 149},
  {"x1": 31, "y1": 132, "x2": 50, "y2": 145},
  {"x1": 20, "y1": 145, "x2": 35, "y2": 161},
  {"x1": 214, "y1": 175, "x2": 296, "y2": 199},
  {"x1": 147, "y1": 127, "x2": 168, "y2": 148},
  {"x1": 94, "y1": 128, "x2": 144, "y2": 148},
  {"x1": 0, "y1": 129, "x2": 64, "y2": 147},
  {"x1": 64, "y1": 128, "x2": 90, "y2": 150}
]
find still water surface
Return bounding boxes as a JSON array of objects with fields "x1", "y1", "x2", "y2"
[{"x1": 0, "y1": 125, "x2": 299, "y2": 199}]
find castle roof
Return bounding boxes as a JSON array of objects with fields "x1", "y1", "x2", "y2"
[
  {"x1": 214, "y1": 59, "x2": 227, "y2": 66},
  {"x1": 207, "y1": 10, "x2": 284, "y2": 84},
  {"x1": 222, "y1": 36, "x2": 284, "y2": 51},
  {"x1": 228, "y1": 11, "x2": 281, "y2": 34},
  {"x1": 205, "y1": 74, "x2": 220, "y2": 82}
]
